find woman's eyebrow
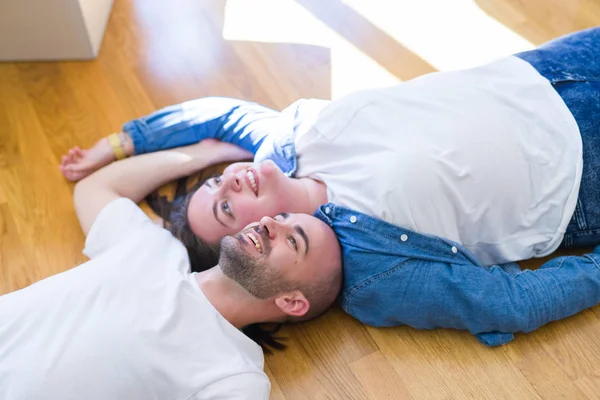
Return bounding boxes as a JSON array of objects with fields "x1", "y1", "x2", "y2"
[{"x1": 212, "y1": 201, "x2": 227, "y2": 227}]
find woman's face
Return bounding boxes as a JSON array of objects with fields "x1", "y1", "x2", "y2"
[{"x1": 186, "y1": 160, "x2": 295, "y2": 245}]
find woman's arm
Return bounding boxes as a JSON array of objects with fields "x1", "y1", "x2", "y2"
[
  {"x1": 60, "y1": 97, "x2": 281, "y2": 181},
  {"x1": 73, "y1": 139, "x2": 250, "y2": 235}
]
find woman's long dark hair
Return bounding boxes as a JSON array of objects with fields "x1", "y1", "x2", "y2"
[
  {"x1": 147, "y1": 175, "x2": 220, "y2": 273},
  {"x1": 145, "y1": 166, "x2": 287, "y2": 353}
]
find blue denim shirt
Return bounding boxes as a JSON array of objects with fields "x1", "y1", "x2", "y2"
[{"x1": 123, "y1": 95, "x2": 600, "y2": 347}]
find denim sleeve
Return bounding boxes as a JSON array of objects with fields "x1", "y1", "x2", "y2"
[
  {"x1": 345, "y1": 247, "x2": 600, "y2": 346},
  {"x1": 122, "y1": 97, "x2": 283, "y2": 155}
]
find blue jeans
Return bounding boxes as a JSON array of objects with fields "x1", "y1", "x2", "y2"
[{"x1": 516, "y1": 27, "x2": 600, "y2": 249}]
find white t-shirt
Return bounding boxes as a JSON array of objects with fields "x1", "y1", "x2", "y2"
[
  {"x1": 0, "y1": 198, "x2": 270, "y2": 400},
  {"x1": 295, "y1": 56, "x2": 582, "y2": 265}
]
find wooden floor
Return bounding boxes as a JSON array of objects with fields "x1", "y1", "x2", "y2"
[{"x1": 2, "y1": 0, "x2": 600, "y2": 398}]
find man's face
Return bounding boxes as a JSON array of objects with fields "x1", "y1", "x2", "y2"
[{"x1": 219, "y1": 212, "x2": 341, "y2": 300}]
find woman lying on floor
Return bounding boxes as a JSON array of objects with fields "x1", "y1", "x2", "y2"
[{"x1": 60, "y1": 27, "x2": 600, "y2": 347}]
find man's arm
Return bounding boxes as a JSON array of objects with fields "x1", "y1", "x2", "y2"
[
  {"x1": 346, "y1": 248, "x2": 600, "y2": 346},
  {"x1": 73, "y1": 139, "x2": 249, "y2": 235}
]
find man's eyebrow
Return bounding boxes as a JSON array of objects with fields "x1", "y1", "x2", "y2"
[
  {"x1": 295, "y1": 225, "x2": 310, "y2": 256},
  {"x1": 280, "y1": 213, "x2": 310, "y2": 256},
  {"x1": 212, "y1": 201, "x2": 227, "y2": 227}
]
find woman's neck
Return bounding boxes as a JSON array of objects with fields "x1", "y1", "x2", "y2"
[{"x1": 285, "y1": 177, "x2": 328, "y2": 214}]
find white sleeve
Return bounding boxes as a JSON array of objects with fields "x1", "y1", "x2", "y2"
[
  {"x1": 83, "y1": 198, "x2": 157, "y2": 259},
  {"x1": 191, "y1": 373, "x2": 271, "y2": 400}
]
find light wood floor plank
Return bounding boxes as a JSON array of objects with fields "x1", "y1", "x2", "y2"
[{"x1": 350, "y1": 350, "x2": 414, "y2": 400}]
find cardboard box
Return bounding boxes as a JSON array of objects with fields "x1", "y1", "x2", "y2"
[{"x1": 0, "y1": 0, "x2": 114, "y2": 61}]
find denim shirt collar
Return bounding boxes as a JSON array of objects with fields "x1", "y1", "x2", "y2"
[
  {"x1": 314, "y1": 204, "x2": 483, "y2": 266},
  {"x1": 314, "y1": 203, "x2": 515, "y2": 347}
]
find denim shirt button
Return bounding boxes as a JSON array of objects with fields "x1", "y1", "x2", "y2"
[
  {"x1": 325, "y1": 207, "x2": 331, "y2": 214},
  {"x1": 401, "y1": 234, "x2": 408, "y2": 242},
  {"x1": 451, "y1": 246, "x2": 458, "y2": 254},
  {"x1": 350, "y1": 216, "x2": 357, "y2": 223}
]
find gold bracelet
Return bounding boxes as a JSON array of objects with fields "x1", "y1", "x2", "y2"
[{"x1": 107, "y1": 133, "x2": 126, "y2": 160}]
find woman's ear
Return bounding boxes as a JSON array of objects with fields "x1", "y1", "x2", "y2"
[{"x1": 274, "y1": 291, "x2": 310, "y2": 318}]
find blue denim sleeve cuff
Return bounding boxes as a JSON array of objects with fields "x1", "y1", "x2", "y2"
[
  {"x1": 122, "y1": 120, "x2": 150, "y2": 155},
  {"x1": 475, "y1": 331, "x2": 514, "y2": 346}
]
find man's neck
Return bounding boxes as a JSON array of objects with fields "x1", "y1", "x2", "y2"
[{"x1": 194, "y1": 267, "x2": 279, "y2": 329}]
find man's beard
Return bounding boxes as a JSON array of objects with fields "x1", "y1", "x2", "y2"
[{"x1": 219, "y1": 232, "x2": 291, "y2": 299}]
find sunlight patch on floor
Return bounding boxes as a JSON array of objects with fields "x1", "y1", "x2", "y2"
[
  {"x1": 222, "y1": 0, "x2": 400, "y2": 99},
  {"x1": 340, "y1": 0, "x2": 535, "y2": 71}
]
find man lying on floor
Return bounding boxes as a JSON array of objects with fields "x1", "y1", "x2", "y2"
[{"x1": 0, "y1": 140, "x2": 342, "y2": 400}]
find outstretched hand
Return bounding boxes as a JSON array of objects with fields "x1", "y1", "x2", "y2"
[
  {"x1": 59, "y1": 136, "x2": 253, "y2": 182},
  {"x1": 59, "y1": 139, "x2": 115, "y2": 182}
]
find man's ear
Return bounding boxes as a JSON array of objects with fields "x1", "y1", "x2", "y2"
[{"x1": 274, "y1": 291, "x2": 310, "y2": 318}]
